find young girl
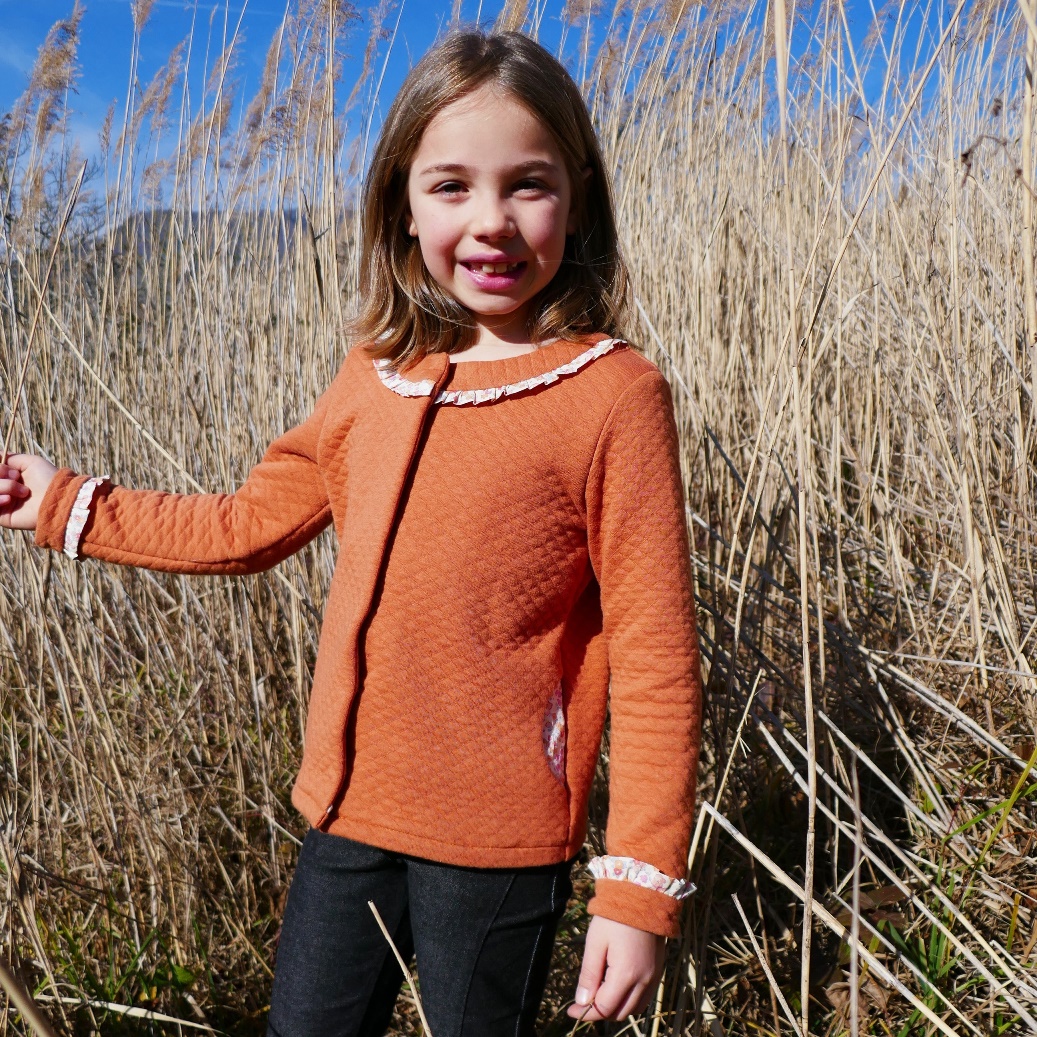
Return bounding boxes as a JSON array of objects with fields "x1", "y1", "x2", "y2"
[{"x1": 1, "y1": 29, "x2": 702, "y2": 1037}]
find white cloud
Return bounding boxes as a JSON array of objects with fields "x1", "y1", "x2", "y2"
[{"x1": 0, "y1": 38, "x2": 34, "y2": 77}]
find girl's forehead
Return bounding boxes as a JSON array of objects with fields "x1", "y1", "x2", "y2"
[
  {"x1": 424, "y1": 85, "x2": 541, "y2": 139},
  {"x1": 433, "y1": 81, "x2": 510, "y2": 114},
  {"x1": 413, "y1": 85, "x2": 561, "y2": 165}
]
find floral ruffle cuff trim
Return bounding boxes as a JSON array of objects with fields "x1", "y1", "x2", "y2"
[
  {"x1": 588, "y1": 856, "x2": 696, "y2": 900},
  {"x1": 62, "y1": 475, "x2": 109, "y2": 560}
]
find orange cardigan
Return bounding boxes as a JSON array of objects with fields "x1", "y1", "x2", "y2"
[{"x1": 36, "y1": 335, "x2": 703, "y2": 937}]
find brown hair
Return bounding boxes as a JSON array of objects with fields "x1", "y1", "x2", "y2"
[{"x1": 350, "y1": 29, "x2": 629, "y2": 370}]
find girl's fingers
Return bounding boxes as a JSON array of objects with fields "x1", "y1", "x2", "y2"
[
  {"x1": 593, "y1": 970, "x2": 630, "y2": 1020},
  {"x1": 572, "y1": 975, "x2": 649, "y2": 1023},
  {"x1": 0, "y1": 491, "x2": 22, "y2": 512},
  {"x1": 575, "y1": 966, "x2": 633, "y2": 1021},
  {"x1": 571, "y1": 926, "x2": 608, "y2": 1015},
  {"x1": 614, "y1": 979, "x2": 651, "y2": 1021},
  {"x1": 0, "y1": 471, "x2": 36, "y2": 530}
]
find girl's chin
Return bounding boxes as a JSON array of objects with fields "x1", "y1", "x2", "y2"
[{"x1": 455, "y1": 294, "x2": 532, "y2": 325}]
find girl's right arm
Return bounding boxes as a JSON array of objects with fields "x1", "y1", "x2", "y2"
[{"x1": 0, "y1": 377, "x2": 338, "y2": 575}]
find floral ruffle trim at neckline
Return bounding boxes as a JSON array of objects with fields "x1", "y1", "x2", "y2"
[{"x1": 373, "y1": 337, "x2": 625, "y2": 406}]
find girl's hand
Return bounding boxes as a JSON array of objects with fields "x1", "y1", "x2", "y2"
[
  {"x1": 567, "y1": 915, "x2": 666, "y2": 1023},
  {"x1": 0, "y1": 454, "x2": 59, "y2": 531}
]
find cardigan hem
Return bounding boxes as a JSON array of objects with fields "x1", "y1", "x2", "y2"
[{"x1": 293, "y1": 785, "x2": 584, "y2": 866}]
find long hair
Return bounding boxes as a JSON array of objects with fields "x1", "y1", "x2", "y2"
[{"x1": 349, "y1": 29, "x2": 630, "y2": 370}]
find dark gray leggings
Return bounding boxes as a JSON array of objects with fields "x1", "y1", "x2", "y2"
[{"x1": 267, "y1": 828, "x2": 575, "y2": 1037}]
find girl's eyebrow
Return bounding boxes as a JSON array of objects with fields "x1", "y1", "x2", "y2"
[
  {"x1": 416, "y1": 159, "x2": 562, "y2": 177},
  {"x1": 418, "y1": 162, "x2": 469, "y2": 176}
]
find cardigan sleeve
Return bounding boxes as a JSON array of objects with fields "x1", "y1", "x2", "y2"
[
  {"x1": 34, "y1": 376, "x2": 338, "y2": 575},
  {"x1": 584, "y1": 368, "x2": 703, "y2": 938}
]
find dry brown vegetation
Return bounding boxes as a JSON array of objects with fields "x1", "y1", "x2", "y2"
[{"x1": 1, "y1": 0, "x2": 1036, "y2": 1033}]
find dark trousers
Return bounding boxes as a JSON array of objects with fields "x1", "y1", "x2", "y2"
[{"x1": 267, "y1": 828, "x2": 575, "y2": 1037}]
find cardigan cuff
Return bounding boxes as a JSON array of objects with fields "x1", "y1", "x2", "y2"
[
  {"x1": 34, "y1": 468, "x2": 89, "y2": 554},
  {"x1": 587, "y1": 876, "x2": 689, "y2": 939},
  {"x1": 587, "y1": 855, "x2": 695, "y2": 899},
  {"x1": 63, "y1": 475, "x2": 110, "y2": 559}
]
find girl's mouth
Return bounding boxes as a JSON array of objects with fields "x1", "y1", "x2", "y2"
[{"x1": 460, "y1": 260, "x2": 527, "y2": 289}]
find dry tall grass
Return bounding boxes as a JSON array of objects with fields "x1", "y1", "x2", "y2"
[{"x1": 1, "y1": 0, "x2": 1036, "y2": 1034}]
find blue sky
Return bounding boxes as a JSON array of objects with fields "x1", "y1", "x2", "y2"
[
  {"x1": 0, "y1": 0, "x2": 590, "y2": 162},
  {"x1": 0, "y1": 0, "x2": 921, "y2": 172}
]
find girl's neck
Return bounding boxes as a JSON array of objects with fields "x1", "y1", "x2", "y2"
[
  {"x1": 449, "y1": 322, "x2": 558, "y2": 363},
  {"x1": 449, "y1": 341, "x2": 541, "y2": 363}
]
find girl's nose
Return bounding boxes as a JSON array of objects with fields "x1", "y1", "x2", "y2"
[{"x1": 471, "y1": 196, "x2": 515, "y2": 239}]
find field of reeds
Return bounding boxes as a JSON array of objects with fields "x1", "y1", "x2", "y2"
[{"x1": 1, "y1": 0, "x2": 1036, "y2": 1033}]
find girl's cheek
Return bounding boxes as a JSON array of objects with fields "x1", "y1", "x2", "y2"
[
  {"x1": 416, "y1": 224, "x2": 455, "y2": 250},
  {"x1": 531, "y1": 203, "x2": 569, "y2": 245}
]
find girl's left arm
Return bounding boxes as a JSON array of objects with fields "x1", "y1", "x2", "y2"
[{"x1": 585, "y1": 367, "x2": 703, "y2": 940}]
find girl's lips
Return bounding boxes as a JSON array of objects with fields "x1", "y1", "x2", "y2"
[{"x1": 460, "y1": 259, "x2": 527, "y2": 290}]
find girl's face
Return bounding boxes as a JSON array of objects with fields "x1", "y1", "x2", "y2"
[{"x1": 406, "y1": 84, "x2": 578, "y2": 346}]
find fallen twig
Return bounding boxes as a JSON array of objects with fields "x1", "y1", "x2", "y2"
[
  {"x1": 0, "y1": 960, "x2": 59, "y2": 1037},
  {"x1": 368, "y1": 899, "x2": 434, "y2": 1037}
]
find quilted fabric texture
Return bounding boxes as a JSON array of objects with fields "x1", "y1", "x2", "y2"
[{"x1": 35, "y1": 334, "x2": 702, "y2": 938}]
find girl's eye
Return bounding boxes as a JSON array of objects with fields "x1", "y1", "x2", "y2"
[
  {"x1": 434, "y1": 181, "x2": 466, "y2": 195},
  {"x1": 515, "y1": 179, "x2": 547, "y2": 192}
]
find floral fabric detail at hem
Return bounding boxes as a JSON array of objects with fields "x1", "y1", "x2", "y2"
[
  {"x1": 63, "y1": 475, "x2": 110, "y2": 560},
  {"x1": 587, "y1": 856, "x2": 696, "y2": 900},
  {"x1": 373, "y1": 338, "x2": 625, "y2": 406},
  {"x1": 542, "y1": 679, "x2": 566, "y2": 783}
]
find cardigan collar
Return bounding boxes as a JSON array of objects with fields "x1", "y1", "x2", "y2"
[{"x1": 377, "y1": 335, "x2": 625, "y2": 405}]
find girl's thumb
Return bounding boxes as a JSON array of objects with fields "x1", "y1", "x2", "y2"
[
  {"x1": 4, "y1": 453, "x2": 31, "y2": 472},
  {"x1": 574, "y1": 928, "x2": 608, "y2": 1006}
]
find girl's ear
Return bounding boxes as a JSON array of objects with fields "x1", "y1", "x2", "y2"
[
  {"x1": 567, "y1": 166, "x2": 594, "y2": 235},
  {"x1": 406, "y1": 212, "x2": 418, "y2": 237}
]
